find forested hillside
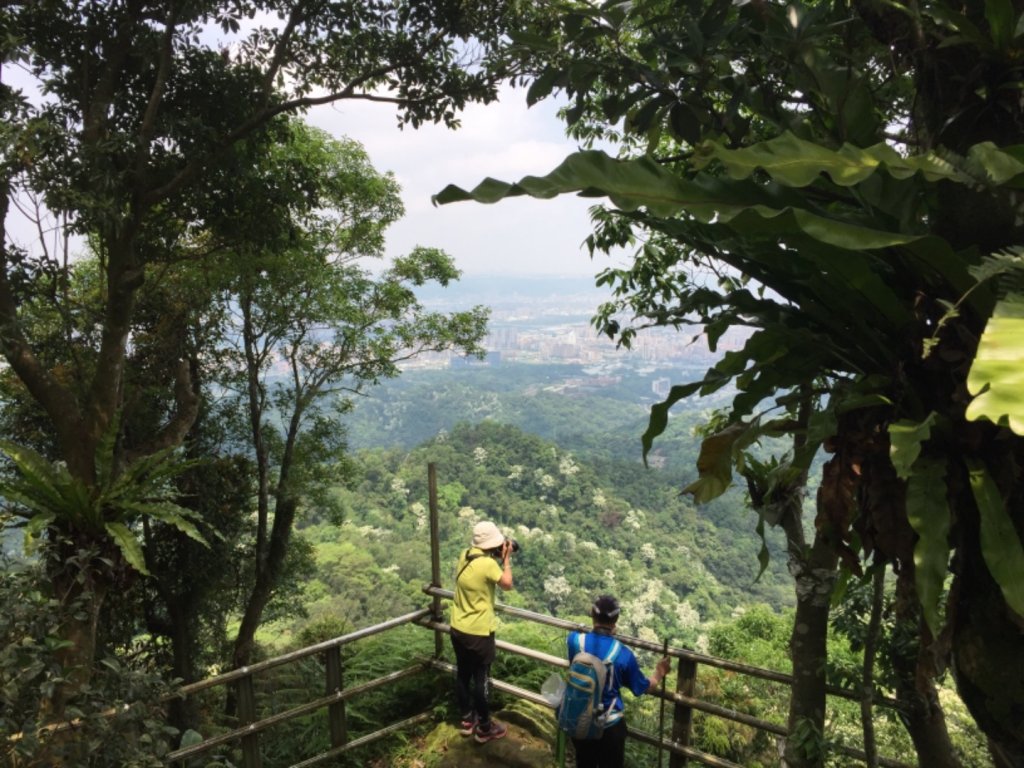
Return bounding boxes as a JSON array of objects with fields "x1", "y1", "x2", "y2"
[{"x1": 285, "y1": 418, "x2": 793, "y2": 652}]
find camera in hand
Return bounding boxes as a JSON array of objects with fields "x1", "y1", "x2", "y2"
[{"x1": 489, "y1": 536, "x2": 520, "y2": 556}]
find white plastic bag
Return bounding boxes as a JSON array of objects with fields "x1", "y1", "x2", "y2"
[{"x1": 540, "y1": 672, "x2": 566, "y2": 706}]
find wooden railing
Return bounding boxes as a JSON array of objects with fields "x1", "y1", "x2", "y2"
[
  {"x1": 163, "y1": 588, "x2": 911, "y2": 768},
  {"x1": 161, "y1": 462, "x2": 913, "y2": 767},
  {"x1": 165, "y1": 609, "x2": 435, "y2": 768}
]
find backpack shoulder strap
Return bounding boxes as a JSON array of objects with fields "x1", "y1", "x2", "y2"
[
  {"x1": 568, "y1": 631, "x2": 581, "y2": 657},
  {"x1": 602, "y1": 639, "x2": 622, "y2": 664},
  {"x1": 456, "y1": 549, "x2": 484, "y2": 582}
]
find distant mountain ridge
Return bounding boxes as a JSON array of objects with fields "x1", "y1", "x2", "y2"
[{"x1": 413, "y1": 274, "x2": 613, "y2": 311}]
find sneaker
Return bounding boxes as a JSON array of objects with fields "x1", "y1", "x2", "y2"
[
  {"x1": 458, "y1": 714, "x2": 477, "y2": 736},
  {"x1": 473, "y1": 719, "x2": 508, "y2": 743}
]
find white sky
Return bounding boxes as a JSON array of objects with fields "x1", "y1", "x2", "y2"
[
  {"x1": 305, "y1": 87, "x2": 622, "y2": 279},
  {"x1": 3, "y1": 59, "x2": 620, "y2": 280}
]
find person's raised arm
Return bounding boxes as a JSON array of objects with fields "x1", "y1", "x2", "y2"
[
  {"x1": 647, "y1": 655, "x2": 671, "y2": 690},
  {"x1": 498, "y1": 541, "x2": 513, "y2": 590}
]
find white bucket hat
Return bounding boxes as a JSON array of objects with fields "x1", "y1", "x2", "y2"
[{"x1": 472, "y1": 520, "x2": 505, "y2": 549}]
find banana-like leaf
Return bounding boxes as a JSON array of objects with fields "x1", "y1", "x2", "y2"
[
  {"x1": 642, "y1": 376, "x2": 728, "y2": 463},
  {"x1": 24, "y1": 512, "x2": 55, "y2": 539},
  {"x1": 966, "y1": 295, "x2": 1024, "y2": 435},
  {"x1": 683, "y1": 422, "x2": 756, "y2": 503},
  {"x1": 104, "y1": 521, "x2": 150, "y2": 576},
  {"x1": 905, "y1": 457, "x2": 952, "y2": 635},
  {"x1": 692, "y1": 132, "x2": 975, "y2": 187},
  {"x1": 119, "y1": 500, "x2": 208, "y2": 547},
  {"x1": 435, "y1": 137, "x2": 1024, "y2": 256},
  {"x1": 435, "y1": 150, "x2": 923, "y2": 252},
  {"x1": 0, "y1": 440, "x2": 70, "y2": 514},
  {"x1": 968, "y1": 460, "x2": 1024, "y2": 617},
  {"x1": 889, "y1": 413, "x2": 938, "y2": 480}
]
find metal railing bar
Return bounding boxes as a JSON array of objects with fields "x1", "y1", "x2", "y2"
[
  {"x1": 625, "y1": 725, "x2": 744, "y2": 768},
  {"x1": 422, "y1": 586, "x2": 898, "y2": 708},
  {"x1": 175, "y1": 609, "x2": 431, "y2": 697},
  {"x1": 415, "y1": 617, "x2": 568, "y2": 669},
  {"x1": 286, "y1": 712, "x2": 433, "y2": 768},
  {"x1": 166, "y1": 663, "x2": 428, "y2": 763},
  {"x1": 426, "y1": 658, "x2": 553, "y2": 709},
  {"x1": 424, "y1": 630, "x2": 784, "y2": 737}
]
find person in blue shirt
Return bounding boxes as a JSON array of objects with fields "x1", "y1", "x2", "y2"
[{"x1": 567, "y1": 594, "x2": 671, "y2": 768}]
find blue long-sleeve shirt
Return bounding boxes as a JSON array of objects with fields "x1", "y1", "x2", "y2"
[{"x1": 567, "y1": 629, "x2": 651, "y2": 726}]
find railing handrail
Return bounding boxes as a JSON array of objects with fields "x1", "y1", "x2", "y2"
[
  {"x1": 417, "y1": 617, "x2": 913, "y2": 768},
  {"x1": 423, "y1": 585, "x2": 899, "y2": 709},
  {"x1": 175, "y1": 608, "x2": 431, "y2": 697}
]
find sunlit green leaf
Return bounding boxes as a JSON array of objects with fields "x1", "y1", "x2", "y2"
[
  {"x1": 682, "y1": 422, "x2": 753, "y2": 503},
  {"x1": 905, "y1": 457, "x2": 951, "y2": 635},
  {"x1": 434, "y1": 151, "x2": 928, "y2": 249},
  {"x1": 966, "y1": 296, "x2": 1024, "y2": 434},
  {"x1": 968, "y1": 460, "x2": 1024, "y2": 616},
  {"x1": 693, "y1": 132, "x2": 973, "y2": 187},
  {"x1": 889, "y1": 413, "x2": 938, "y2": 480}
]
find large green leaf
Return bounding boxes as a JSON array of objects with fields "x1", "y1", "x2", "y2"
[
  {"x1": 104, "y1": 521, "x2": 150, "y2": 576},
  {"x1": 682, "y1": 422, "x2": 755, "y2": 503},
  {"x1": 435, "y1": 150, "x2": 924, "y2": 252},
  {"x1": 966, "y1": 295, "x2": 1024, "y2": 435},
  {"x1": 905, "y1": 457, "x2": 951, "y2": 635},
  {"x1": 120, "y1": 501, "x2": 208, "y2": 546},
  {"x1": 642, "y1": 376, "x2": 728, "y2": 463},
  {"x1": 889, "y1": 413, "x2": 938, "y2": 480},
  {"x1": 968, "y1": 460, "x2": 1024, "y2": 617},
  {"x1": 0, "y1": 439, "x2": 69, "y2": 515},
  {"x1": 692, "y1": 132, "x2": 974, "y2": 187}
]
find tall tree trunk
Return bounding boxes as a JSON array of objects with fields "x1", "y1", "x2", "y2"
[
  {"x1": 860, "y1": 565, "x2": 885, "y2": 768},
  {"x1": 890, "y1": 565, "x2": 961, "y2": 768},
  {"x1": 165, "y1": 595, "x2": 201, "y2": 732},
  {"x1": 231, "y1": 495, "x2": 298, "y2": 670},
  {"x1": 949, "y1": 459, "x2": 1024, "y2": 768},
  {"x1": 784, "y1": 524, "x2": 839, "y2": 768}
]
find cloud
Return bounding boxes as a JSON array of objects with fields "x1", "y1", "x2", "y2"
[{"x1": 307, "y1": 87, "x2": 614, "y2": 277}]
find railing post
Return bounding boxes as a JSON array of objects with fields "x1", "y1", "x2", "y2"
[
  {"x1": 428, "y1": 462, "x2": 443, "y2": 659},
  {"x1": 325, "y1": 646, "x2": 348, "y2": 747},
  {"x1": 236, "y1": 673, "x2": 261, "y2": 768},
  {"x1": 670, "y1": 657, "x2": 697, "y2": 768}
]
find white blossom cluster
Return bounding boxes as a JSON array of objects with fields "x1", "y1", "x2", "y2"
[
  {"x1": 507, "y1": 464, "x2": 524, "y2": 481},
  {"x1": 457, "y1": 506, "x2": 476, "y2": 520},
  {"x1": 473, "y1": 446, "x2": 488, "y2": 465},
  {"x1": 592, "y1": 489, "x2": 607, "y2": 508},
  {"x1": 675, "y1": 600, "x2": 701, "y2": 632},
  {"x1": 390, "y1": 477, "x2": 408, "y2": 496},
  {"x1": 535, "y1": 470, "x2": 556, "y2": 490},
  {"x1": 409, "y1": 501, "x2": 427, "y2": 531},
  {"x1": 624, "y1": 508, "x2": 646, "y2": 530},
  {"x1": 640, "y1": 542, "x2": 656, "y2": 563},
  {"x1": 541, "y1": 504, "x2": 560, "y2": 521},
  {"x1": 544, "y1": 574, "x2": 573, "y2": 603},
  {"x1": 558, "y1": 454, "x2": 580, "y2": 476},
  {"x1": 514, "y1": 524, "x2": 551, "y2": 544}
]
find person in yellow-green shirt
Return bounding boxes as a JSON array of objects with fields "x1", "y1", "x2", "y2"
[{"x1": 450, "y1": 520, "x2": 514, "y2": 743}]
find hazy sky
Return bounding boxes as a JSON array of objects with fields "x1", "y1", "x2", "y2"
[
  {"x1": 305, "y1": 87, "x2": 623, "y2": 280},
  {"x1": 3, "y1": 63, "x2": 620, "y2": 280}
]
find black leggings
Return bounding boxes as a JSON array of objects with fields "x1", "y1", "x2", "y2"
[
  {"x1": 572, "y1": 719, "x2": 628, "y2": 768},
  {"x1": 451, "y1": 629, "x2": 496, "y2": 724}
]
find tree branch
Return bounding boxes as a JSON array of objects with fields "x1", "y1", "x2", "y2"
[{"x1": 125, "y1": 359, "x2": 200, "y2": 462}]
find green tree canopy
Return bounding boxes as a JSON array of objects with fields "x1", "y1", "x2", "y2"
[{"x1": 437, "y1": 0, "x2": 1024, "y2": 762}]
